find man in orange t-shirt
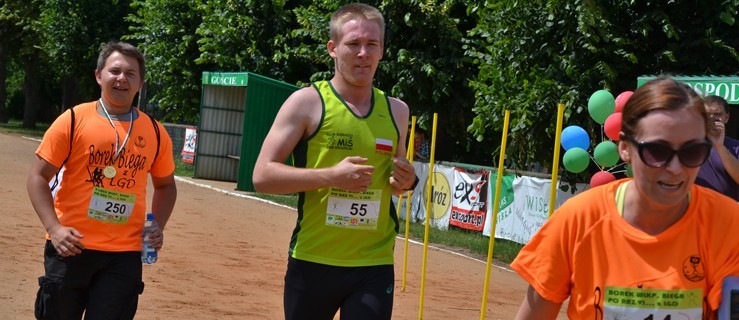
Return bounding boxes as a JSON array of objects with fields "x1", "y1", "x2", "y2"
[{"x1": 27, "y1": 41, "x2": 177, "y2": 319}]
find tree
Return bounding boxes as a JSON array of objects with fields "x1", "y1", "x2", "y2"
[
  {"x1": 0, "y1": 0, "x2": 44, "y2": 129},
  {"x1": 38, "y1": 0, "x2": 134, "y2": 111},
  {"x1": 127, "y1": 0, "x2": 206, "y2": 122},
  {"x1": 467, "y1": 0, "x2": 739, "y2": 177}
]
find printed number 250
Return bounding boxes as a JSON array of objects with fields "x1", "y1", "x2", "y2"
[
  {"x1": 350, "y1": 203, "x2": 367, "y2": 216},
  {"x1": 105, "y1": 202, "x2": 127, "y2": 214}
]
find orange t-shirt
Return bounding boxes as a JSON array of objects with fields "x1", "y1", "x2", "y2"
[
  {"x1": 36, "y1": 101, "x2": 175, "y2": 252},
  {"x1": 511, "y1": 179, "x2": 739, "y2": 319}
]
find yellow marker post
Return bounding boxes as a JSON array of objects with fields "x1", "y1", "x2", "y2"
[
  {"x1": 548, "y1": 103, "x2": 565, "y2": 218},
  {"x1": 418, "y1": 113, "x2": 438, "y2": 320},
  {"x1": 480, "y1": 110, "x2": 511, "y2": 320},
  {"x1": 402, "y1": 116, "x2": 417, "y2": 292}
]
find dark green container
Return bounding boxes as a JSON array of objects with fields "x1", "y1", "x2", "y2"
[{"x1": 197, "y1": 72, "x2": 299, "y2": 191}]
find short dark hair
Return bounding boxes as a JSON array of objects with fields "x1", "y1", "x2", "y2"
[
  {"x1": 704, "y1": 95, "x2": 729, "y2": 113},
  {"x1": 96, "y1": 41, "x2": 145, "y2": 83}
]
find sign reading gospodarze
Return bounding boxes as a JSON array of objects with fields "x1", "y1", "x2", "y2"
[
  {"x1": 637, "y1": 76, "x2": 739, "y2": 104},
  {"x1": 202, "y1": 72, "x2": 250, "y2": 86}
]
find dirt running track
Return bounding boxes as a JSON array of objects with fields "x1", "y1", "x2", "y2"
[{"x1": 0, "y1": 131, "x2": 567, "y2": 319}]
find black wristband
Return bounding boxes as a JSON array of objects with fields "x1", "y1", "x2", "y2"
[{"x1": 405, "y1": 175, "x2": 420, "y2": 191}]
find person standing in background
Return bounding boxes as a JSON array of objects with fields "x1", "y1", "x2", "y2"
[
  {"x1": 27, "y1": 41, "x2": 177, "y2": 319},
  {"x1": 413, "y1": 127, "x2": 430, "y2": 162},
  {"x1": 695, "y1": 95, "x2": 739, "y2": 201},
  {"x1": 252, "y1": 3, "x2": 417, "y2": 319}
]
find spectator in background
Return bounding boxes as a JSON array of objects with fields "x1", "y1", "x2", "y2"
[
  {"x1": 695, "y1": 95, "x2": 739, "y2": 201},
  {"x1": 511, "y1": 78, "x2": 739, "y2": 319},
  {"x1": 414, "y1": 128, "x2": 430, "y2": 162}
]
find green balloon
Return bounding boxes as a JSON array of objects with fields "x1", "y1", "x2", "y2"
[
  {"x1": 594, "y1": 141, "x2": 619, "y2": 167},
  {"x1": 563, "y1": 147, "x2": 590, "y2": 173},
  {"x1": 626, "y1": 163, "x2": 633, "y2": 177},
  {"x1": 588, "y1": 90, "x2": 616, "y2": 124}
]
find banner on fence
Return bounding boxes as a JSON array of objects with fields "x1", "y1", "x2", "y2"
[
  {"x1": 396, "y1": 163, "x2": 454, "y2": 230},
  {"x1": 484, "y1": 176, "x2": 584, "y2": 244},
  {"x1": 182, "y1": 127, "x2": 197, "y2": 164},
  {"x1": 395, "y1": 162, "x2": 587, "y2": 245},
  {"x1": 449, "y1": 168, "x2": 489, "y2": 232}
]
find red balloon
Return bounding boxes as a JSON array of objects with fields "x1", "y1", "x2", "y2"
[
  {"x1": 614, "y1": 91, "x2": 633, "y2": 113},
  {"x1": 590, "y1": 171, "x2": 616, "y2": 188},
  {"x1": 604, "y1": 112, "x2": 622, "y2": 141}
]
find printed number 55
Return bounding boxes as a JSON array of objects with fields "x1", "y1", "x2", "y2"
[{"x1": 350, "y1": 203, "x2": 367, "y2": 216}]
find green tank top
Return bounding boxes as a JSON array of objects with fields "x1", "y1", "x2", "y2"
[{"x1": 290, "y1": 81, "x2": 400, "y2": 267}]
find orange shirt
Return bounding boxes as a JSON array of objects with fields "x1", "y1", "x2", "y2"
[
  {"x1": 511, "y1": 179, "x2": 739, "y2": 319},
  {"x1": 36, "y1": 101, "x2": 174, "y2": 252}
]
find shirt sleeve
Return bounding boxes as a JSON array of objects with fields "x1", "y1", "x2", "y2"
[
  {"x1": 36, "y1": 110, "x2": 74, "y2": 168},
  {"x1": 510, "y1": 208, "x2": 575, "y2": 303}
]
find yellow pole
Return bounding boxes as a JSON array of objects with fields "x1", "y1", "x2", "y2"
[
  {"x1": 548, "y1": 103, "x2": 565, "y2": 218},
  {"x1": 402, "y1": 116, "x2": 417, "y2": 292},
  {"x1": 480, "y1": 110, "x2": 511, "y2": 320},
  {"x1": 418, "y1": 113, "x2": 438, "y2": 320}
]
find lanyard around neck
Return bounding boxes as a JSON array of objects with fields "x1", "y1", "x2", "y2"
[{"x1": 99, "y1": 99, "x2": 134, "y2": 162}]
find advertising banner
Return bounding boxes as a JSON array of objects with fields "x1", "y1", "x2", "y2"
[
  {"x1": 182, "y1": 127, "x2": 197, "y2": 165},
  {"x1": 485, "y1": 176, "x2": 585, "y2": 244},
  {"x1": 449, "y1": 168, "x2": 489, "y2": 232},
  {"x1": 396, "y1": 163, "x2": 586, "y2": 244}
]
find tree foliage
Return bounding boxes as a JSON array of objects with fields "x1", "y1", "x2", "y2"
[
  {"x1": 38, "y1": 0, "x2": 134, "y2": 110},
  {"x1": 4, "y1": 0, "x2": 739, "y2": 169},
  {"x1": 126, "y1": 0, "x2": 204, "y2": 122},
  {"x1": 467, "y1": 0, "x2": 739, "y2": 176}
]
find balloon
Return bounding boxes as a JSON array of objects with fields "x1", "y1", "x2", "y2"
[
  {"x1": 594, "y1": 141, "x2": 619, "y2": 167},
  {"x1": 590, "y1": 171, "x2": 616, "y2": 188},
  {"x1": 588, "y1": 90, "x2": 616, "y2": 124},
  {"x1": 604, "y1": 112, "x2": 622, "y2": 141},
  {"x1": 614, "y1": 91, "x2": 634, "y2": 113},
  {"x1": 560, "y1": 125, "x2": 590, "y2": 151},
  {"x1": 563, "y1": 147, "x2": 590, "y2": 173},
  {"x1": 625, "y1": 163, "x2": 633, "y2": 177}
]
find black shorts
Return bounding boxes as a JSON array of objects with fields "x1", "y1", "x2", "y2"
[
  {"x1": 35, "y1": 240, "x2": 144, "y2": 320},
  {"x1": 284, "y1": 257, "x2": 394, "y2": 320}
]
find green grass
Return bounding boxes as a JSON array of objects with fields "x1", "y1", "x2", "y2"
[
  {"x1": 0, "y1": 119, "x2": 49, "y2": 137},
  {"x1": 402, "y1": 219, "x2": 523, "y2": 264},
  {"x1": 173, "y1": 157, "x2": 195, "y2": 177},
  {"x1": 1, "y1": 120, "x2": 522, "y2": 264}
]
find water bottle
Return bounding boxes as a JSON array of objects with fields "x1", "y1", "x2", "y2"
[
  {"x1": 719, "y1": 276, "x2": 739, "y2": 320},
  {"x1": 141, "y1": 213, "x2": 158, "y2": 264}
]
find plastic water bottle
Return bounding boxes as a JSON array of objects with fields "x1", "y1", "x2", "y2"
[
  {"x1": 141, "y1": 213, "x2": 158, "y2": 264},
  {"x1": 719, "y1": 276, "x2": 739, "y2": 320}
]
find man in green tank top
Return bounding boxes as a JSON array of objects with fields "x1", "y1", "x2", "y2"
[{"x1": 253, "y1": 3, "x2": 416, "y2": 320}]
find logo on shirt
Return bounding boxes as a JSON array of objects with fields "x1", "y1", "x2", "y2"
[
  {"x1": 682, "y1": 255, "x2": 705, "y2": 282},
  {"x1": 375, "y1": 138, "x2": 393, "y2": 155},
  {"x1": 135, "y1": 135, "x2": 147, "y2": 148},
  {"x1": 327, "y1": 133, "x2": 354, "y2": 151}
]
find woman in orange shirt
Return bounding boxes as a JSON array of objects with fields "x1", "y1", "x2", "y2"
[{"x1": 512, "y1": 78, "x2": 739, "y2": 319}]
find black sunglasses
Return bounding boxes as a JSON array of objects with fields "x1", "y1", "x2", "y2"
[{"x1": 622, "y1": 135, "x2": 712, "y2": 168}]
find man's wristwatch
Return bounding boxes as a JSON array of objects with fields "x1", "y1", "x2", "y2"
[{"x1": 405, "y1": 175, "x2": 420, "y2": 191}]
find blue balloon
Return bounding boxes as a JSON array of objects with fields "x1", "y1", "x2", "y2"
[{"x1": 560, "y1": 125, "x2": 590, "y2": 151}]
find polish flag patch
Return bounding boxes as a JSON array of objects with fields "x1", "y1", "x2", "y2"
[{"x1": 375, "y1": 138, "x2": 393, "y2": 152}]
